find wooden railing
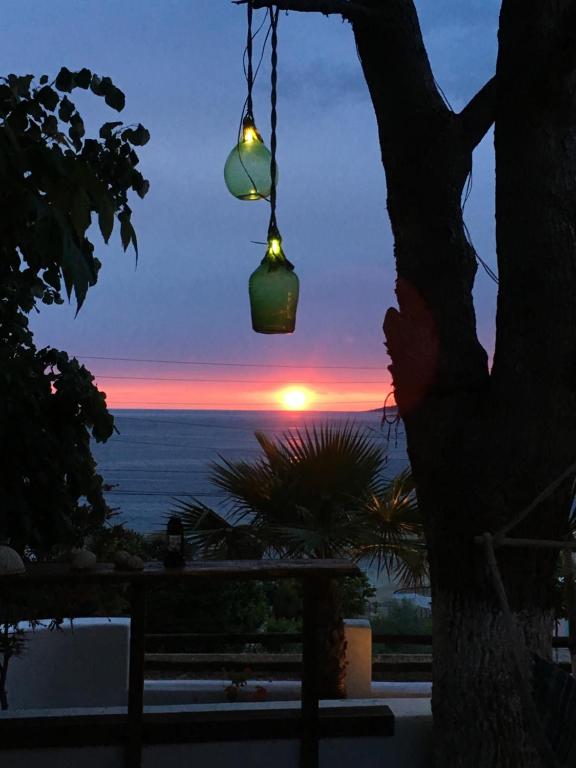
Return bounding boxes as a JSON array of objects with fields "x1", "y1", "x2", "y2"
[
  {"x1": 0, "y1": 559, "x2": 362, "y2": 768},
  {"x1": 145, "y1": 631, "x2": 575, "y2": 651},
  {"x1": 143, "y1": 631, "x2": 575, "y2": 681},
  {"x1": 145, "y1": 631, "x2": 435, "y2": 651}
]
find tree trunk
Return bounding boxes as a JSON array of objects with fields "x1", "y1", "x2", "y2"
[
  {"x1": 433, "y1": 590, "x2": 552, "y2": 768},
  {"x1": 352, "y1": 1, "x2": 576, "y2": 765},
  {"x1": 0, "y1": 671, "x2": 8, "y2": 710},
  {"x1": 0, "y1": 646, "x2": 11, "y2": 711},
  {"x1": 316, "y1": 577, "x2": 347, "y2": 699}
]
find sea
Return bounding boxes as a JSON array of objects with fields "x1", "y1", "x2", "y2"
[
  {"x1": 93, "y1": 409, "x2": 409, "y2": 537},
  {"x1": 91, "y1": 408, "x2": 412, "y2": 598}
]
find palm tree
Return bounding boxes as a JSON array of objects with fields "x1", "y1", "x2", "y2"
[{"x1": 173, "y1": 423, "x2": 426, "y2": 697}]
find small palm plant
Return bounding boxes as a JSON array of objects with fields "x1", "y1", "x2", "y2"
[{"x1": 173, "y1": 423, "x2": 427, "y2": 697}]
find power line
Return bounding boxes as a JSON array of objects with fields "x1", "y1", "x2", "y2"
[
  {"x1": 99, "y1": 458, "x2": 406, "y2": 476},
  {"x1": 75, "y1": 354, "x2": 387, "y2": 371},
  {"x1": 108, "y1": 414, "x2": 389, "y2": 432},
  {"x1": 108, "y1": 400, "x2": 384, "y2": 407},
  {"x1": 93, "y1": 374, "x2": 387, "y2": 384},
  {"x1": 103, "y1": 439, "x2": 210, "y2": 449},
  {"x1": 105, "y1": 490, "x2": 222, "y2": 497},
  {"x1": 104, "y1": 435, "x2": 400, "y2": 450},
  {"x1": 100, "y1": 468, "x2": 209, "y2": 474},
  {"x1": 111, "y1": 416, "x2": 282, "y2": 431}
]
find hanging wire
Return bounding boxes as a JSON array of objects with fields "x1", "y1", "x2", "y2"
[
  {"x1": 459, "y1": 135, "x2": 499, "y2": 285},
  {"x1": 433, "y1": 76, "x2": 454, "y2": 112},
  {"x1": 233, "y1": 3, "x2": 273, "y2": 200},
  {"x1": 253, "y1": 26, "x2": 272, "y2": 84},
  {"x1": 243, "y1": 12, "x2": 269, "y2": 83},
  {"x1": 462, "y1": 169, "x2": 473, "y2": 213},
  {"x1": 381, "y1": 390, "x2": 399, "y2": 425},
  {"x1": 245, "y1": 0, "x2": 254, "y2": 117},
  {"x1": 381, "y1": 389, "x2": 401, "y2": 450},
  {"x1": 464, "y1": 219, "x2": 499, "y2": 284},
  {"x1": 460, "y1": 172, "x2": 499, "y2": 288},
  {"x1": 268, "y1": 5, "x2": 280, "y2": 234},
  {"x1": 236, "y1": 12, "x2": 273, "y2": 146}
]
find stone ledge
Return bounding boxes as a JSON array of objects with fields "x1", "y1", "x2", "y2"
[{"x1": 0, "y1": 699, "x2": 395, "y2": 748}]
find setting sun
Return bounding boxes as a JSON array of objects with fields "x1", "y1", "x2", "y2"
[{"x1": 278, "y1": 387, "x2": 314, "y2": 411}]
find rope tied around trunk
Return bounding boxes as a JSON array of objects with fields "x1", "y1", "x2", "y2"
[
  {"x1": 483, "y1": 532, "x2": 562, "y2": 768},
  {"x1": 494, "y1": 459, "x2": 576, "y2": 543},
  {"x1": 474, "y1": 459, "x2": 576, "y2": 672},
  {"x1": 473, "y1": 462, "x2": 576, "y2": 766}
]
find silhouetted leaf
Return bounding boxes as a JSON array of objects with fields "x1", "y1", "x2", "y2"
[
  {"x1": 104, "y1": 85, "x2": 125, "y2": 112},
  {"x1": 99, "y1": 121, "x2": 122, "y2": 139},
  {"x1": 60, "y1": 229, "x2": 97, "y2": 311},
  {"x1": 36, "y1": 85, "x2": 59, "y2": 111},
  {"x1": 16, "y1": 75, "x2": 34, "y2": 96},
  {"x1": 68, "y1": 113, "x2": 85, "y2": 148},
  {"x1": 138, "y1": 180, "x2": 149, "y2": 199},
  {"x1": 98, "y1": 194, "x2": 114, "y2": 243},
  {"x1": 119, "y1": 210, "x2": 132, "y2": 251},
  {"x1": 130, "y1": 225, "x2": 138, "y2": 258},
  {"x1": 124, "y1": 124, "x2": 150, "y2": 146},
  {"x1": 90, "y1": 75, "x2": 103, "y2": 96},
  {"x1": 131, "y1": 171, "x2": 150, "y2": 199},
  {"x1": 55, "y1": 67, "x2": 74, "y2": 92},
  {"x1": 0, "y1": 84, "x2": 14, "y2": 112},
  {"x1": 7, "y1": 107, "x2": 28, "y2": 132},
  {"x1": 70, "y1": 188, "x2": 91, "y2": 241},
  {"x1": 75, "y1": 68, "x2": 92, "y2": 89},
  {"x1": 90, "y1": 75, "x2": 112, "y2": 97},
  {"x1": 58, "y1": 96, "x2": 74, "y2": 122},
  {"x1": 43, "y1": 114, "x2": 58, "y2": 137}
]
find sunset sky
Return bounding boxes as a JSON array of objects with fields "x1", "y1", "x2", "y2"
[{"x1": 11, "y1": 0, "x2": 500, "y2": 410}]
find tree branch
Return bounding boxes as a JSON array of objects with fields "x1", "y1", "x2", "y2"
[
  {"x1": 233, "y1": 0, "x2": 377, "y2": 20},
  {"x1": 459, "y1": 76, "x2": 496, "y2": 150}
]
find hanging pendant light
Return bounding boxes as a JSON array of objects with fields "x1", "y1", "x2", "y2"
[
  {"x1": 224, "y1": 0, "x2": 274, "y2": 201},
  {"x1": 249, "y1": 224, "x2": 299, "y2": 333},
  {"x1": 249, "y1": 7, "x2": 299, "y2": 335},
  {"x1": 224, "y1": 115, "x2": 275, "y2": 200}
]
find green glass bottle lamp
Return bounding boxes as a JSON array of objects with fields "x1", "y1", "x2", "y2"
[
  {"x1": 224, "y1": 116, "x2": 276, "y2": 201},
  {"x1": 249, "y1": 227, "x2": 299, "y2": 334}
]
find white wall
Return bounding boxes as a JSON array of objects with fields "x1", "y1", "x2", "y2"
[{"x1": 8, "y1": 618, "x2": 130, "y2": 709}]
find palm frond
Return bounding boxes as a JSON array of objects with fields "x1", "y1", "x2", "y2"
[
  {"x1": 254, "y1": 431, "x2": 285, "y2": 472},
  {"x1": 353, "y1": 469, "x2": 428, "y2": 586},
  {"x1": 208, "y1": 456, "x2": 274, "y2": 521},
  {"x1": 177, "y1": 424, "x2": 427, "y2": 584},
  {"x1": 172, "y1": 499, "x2": 261, "y2": 559},
  {"x1": 172, "y1": 498, "x2": 235, "y2": 558},
  {"x1": 279, "y1": 423, "x2": 384, "y2": 495}
]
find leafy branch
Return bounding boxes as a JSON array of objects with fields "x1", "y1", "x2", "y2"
[{"x1": 0, "y1": 67, "x2": 150, "y2": 315}]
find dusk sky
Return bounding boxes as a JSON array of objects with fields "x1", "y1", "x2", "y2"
[{"x1": 11, "y1": 0, "x2": 500, "y2": 410}]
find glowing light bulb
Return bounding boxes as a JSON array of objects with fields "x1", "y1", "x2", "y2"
[
  {"x1": 269, "y1": 238, "x2": 281, "y2": 257},
  {"x1": 224, "y1": 117, "x2": 277, "y2": 201},
  {"x1": 249, "y1": 231, "x2": 299, "y2": 334}
]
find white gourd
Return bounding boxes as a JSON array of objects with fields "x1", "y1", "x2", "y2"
[
  {"x1": 0, "y1": 546, "x2": 25, "y2": 575},
  {"x1": 114, "y1": 550, "x2": 144, "y2": 571},
  {"x1": 70, "y1": 549, "x2": 97, "y2": 571}
]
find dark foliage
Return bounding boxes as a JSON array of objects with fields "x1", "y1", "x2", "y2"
[
  {"x1": 176, "y1": 425, "x2": 426, "y2": 586},
  {"x1": 0, "y1": 69, "x2": 149, "y2": 557}
]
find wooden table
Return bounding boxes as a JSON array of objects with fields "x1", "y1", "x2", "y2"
[{"x1": 0, "y1": 559, "x2": 359, "y2": 768}]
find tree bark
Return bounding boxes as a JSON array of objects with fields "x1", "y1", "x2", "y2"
[
  {"x1": 0, "y1": 658, "x2": 9, "y2": 711},
  {"x1": 316, "y1": 577, "x2": 347, "y2": 698},
  {"x1": 433, "y1": 591, "x2": 552, "y2": 768}
]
